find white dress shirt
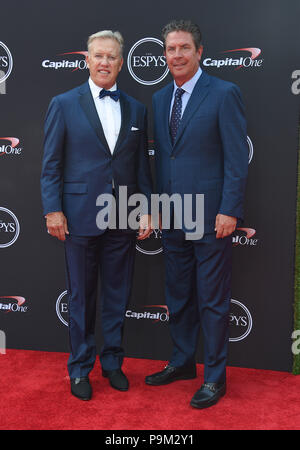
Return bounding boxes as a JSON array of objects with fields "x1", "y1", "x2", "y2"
[
  {"x1": 169, "y1": 66, "x2": 202, "y2": 121},
  {"x1": 88, "y1": 77, "x2": 121, "y2": 154}
]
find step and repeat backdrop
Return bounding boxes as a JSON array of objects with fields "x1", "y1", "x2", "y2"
[{"x1": 1, "y1": 0, "x2": 299, "y2": 371}]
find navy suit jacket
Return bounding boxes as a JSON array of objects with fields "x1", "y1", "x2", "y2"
[
  {"x1": 153, "y1": 70, "x2": 248, "y2": 235},
  {"x1": 41, "y1": 81, "x2": 153, "y2": 236}
]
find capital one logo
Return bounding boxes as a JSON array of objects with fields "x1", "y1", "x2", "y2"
[
  {"x1": 127, "y1": 37, "x2": 169, "y2": 85},
  {"x1": 0, "y1": 296, "x2": 27, "y2": 313},
  {"x1": 0, "y1": 41, "x2": 13, "y2": 83},
  {"x1": 232, "y1": 228, "x2": 258, "y2": 247},
  {"x1": 126, "y1": 304, "x2": 169, "y2": 323},
  {"x1": 203, "y1": 47, "x2": 263, "y2": 70},
  {"x1": 229, "y1": 299, "x2": 252, "y2": 342},
  {"x1": 0, "y1": 207, "x2": 20, "y2": 248},
  {"x1": 0, "y1": 137, "x2": 23, "y2": 156},
  {"x1": 42, "y1": 51, "x2": 88, "y2": 71}
]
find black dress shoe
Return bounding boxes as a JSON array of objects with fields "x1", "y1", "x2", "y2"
[
  {"x1": 190, "y1": 382, "x2": 226, "y2": 409},
  {"x1": 70, "y1": 376, "x2": 92, "y2": 401},
  {"x1": 102, "y1": 368, "x2": 129, "y2": 391},
  {"x1": 145, "y1": 364, "x2": 196, "y2": 386}
]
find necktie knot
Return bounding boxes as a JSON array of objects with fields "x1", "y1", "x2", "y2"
[
  {"x1": 175, "y1": 87, "x2": 185, "y2": 99},
  {"x1": 99, "y1": 88, "x2": 120, "y2": 102}
]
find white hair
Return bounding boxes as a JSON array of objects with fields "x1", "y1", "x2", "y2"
[{"x1": 87, "y1": 30, "x2": 124, "y2": 57}]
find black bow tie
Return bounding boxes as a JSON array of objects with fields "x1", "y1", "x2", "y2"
[{"x1": 99, "y1": 88, "x2": 120, "y2": 102}]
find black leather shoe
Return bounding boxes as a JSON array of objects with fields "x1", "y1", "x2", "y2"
[
  {"x1": 190, "y1": 382, "x2": 226, "y2": 409},
  {"x1": 102, "y1": 368, "x2": 129, "y2": 391},
  {"x1": 145, "y1": 364, "x2": 196, "y2": 386},
  {"x1": 70, "y1": 376, "x2": 92, "y2": 401}
]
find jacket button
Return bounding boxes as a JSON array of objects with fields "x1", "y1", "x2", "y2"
[{"x1": 171, "y1": 156, "x2": 175, "y2": 160}]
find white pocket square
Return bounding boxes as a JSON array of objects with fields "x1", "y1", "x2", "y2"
[{"x1": 131, "y1": 126, "x2": 139, "y2": 131}]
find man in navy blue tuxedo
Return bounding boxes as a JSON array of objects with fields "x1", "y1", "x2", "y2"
[
  {"x1": 145, "y1": 20, "x2": 248, "y2": 408},
  {"x1": 41, "y1": 30, "x2": 152, "y2": 400}
]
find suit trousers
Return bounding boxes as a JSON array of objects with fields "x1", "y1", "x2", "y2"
[
  {"x1": 64, "y1": 229, "x2": 136, "y2": 378},
  {"x1": 162, "y1": 229, "x2": 232, "y2": 383}
]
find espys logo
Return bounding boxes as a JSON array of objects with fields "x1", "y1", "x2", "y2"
[
  {"x1": 0, "y1": 207, "x2": 20, "y2": 248},
  {"x1": 136, "y1": 228, "x2": 162, "y2": 255},
  {"x1": 42, "y1": 51, "x2": 88, "y2": 71},
  {"x1": 229, "y1": 299, "x2": 252, "y2": 342},
  {"x1": 203, "y1": 47, "x2": 263, "y2": 70},
  {"x1": 0, "y1": 296, "x2": 27, "y2": 313},
  {"x1": 247, "y1": 136, "x2": 253, "y2": 164},
  {"x1": 126, "y1": 305, "x2": 169, "y2": 323},
  {"x1": 56, "y1": 290, "x2": 68, "y2": 326},
  {"x1": 127, "y1": 37, "x2": 169, "y2": 85},
  {"x1": 0, "y1": 137, "x2": 23, "y2": 156},
  {"x1": 0, "y1": 41, "x2": 13, "y2": 83},
  {"x1": 232, "y1": 228, "x2": 258, "y2": 247}
]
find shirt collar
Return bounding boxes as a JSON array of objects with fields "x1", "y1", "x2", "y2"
[
  {"x1": 173, "y1": 66, "x2": 202, "y2": 95},
  {"x1": 88, "y1": 77, "x2": 118, "y2": 99}
]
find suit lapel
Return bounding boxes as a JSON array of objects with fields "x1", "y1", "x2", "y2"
[
  {"x1": 113, "y1": 91, "x2": 131, "y2": 155},
  {"x1": 78, "y1": 82, "x2": 111, "y2": 156},
  {"x1": 158, "y1": 83, "x2": 173, "y2": 153},
  {"x1": 173, "y1": 71, "x2": 210, "y2": 151}
]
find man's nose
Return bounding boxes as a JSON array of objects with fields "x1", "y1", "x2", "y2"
[
  {"x1": 100, "y1": 56, "x2": 109, "y2": 65},
  {"x1": 174, "y1": 48, "x2": 183, "y2": 58}
]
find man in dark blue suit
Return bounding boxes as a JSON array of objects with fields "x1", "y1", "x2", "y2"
[
  {"x1": 41, "y1": 30, "x2": 152, "y2": 400},
  {"x1": 145, "y1": 20, "x2": 248, "y2": 409}
]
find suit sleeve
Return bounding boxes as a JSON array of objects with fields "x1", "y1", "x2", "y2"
[
  {"x1": 218, "y1": 85, "x2": 248, "y2": 221},
  {"x1": 40, "y1": 97, "x2": 65, "y2": 216}
]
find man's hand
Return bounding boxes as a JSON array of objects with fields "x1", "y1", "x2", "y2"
[
  {"x1": 46, "y1": 211, "x2": 69, "y2": 241},
  {"x1": 137, "y1": 214, "x2": 153, "y2": 240},
  {"x1": 215, "y1": 214, "x2": 237, "y2": 239}
]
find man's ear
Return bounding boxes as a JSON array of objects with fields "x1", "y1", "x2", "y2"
[
  {"x1": 197, "y1": 45, "x2": 204, "y2": 62},
  {"x1": 119, "y1": 57, "x2": 124, "y2": 73}
]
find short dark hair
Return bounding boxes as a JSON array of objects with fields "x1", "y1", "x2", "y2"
[{"x1": 162, "y1": 20, "x2": 202, "y2": 50}]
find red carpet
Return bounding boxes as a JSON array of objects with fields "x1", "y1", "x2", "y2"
[{"x1": 0, "y1": 349, "x2": 300, "y2": 430}]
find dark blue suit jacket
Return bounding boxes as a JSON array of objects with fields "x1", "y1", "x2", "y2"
[
  {"x1": 41, "y1": 81, "x2": 152, "y2": 236},
  {"x1": 153, "y1": 71, "x2": 248, "y2": 235}
]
